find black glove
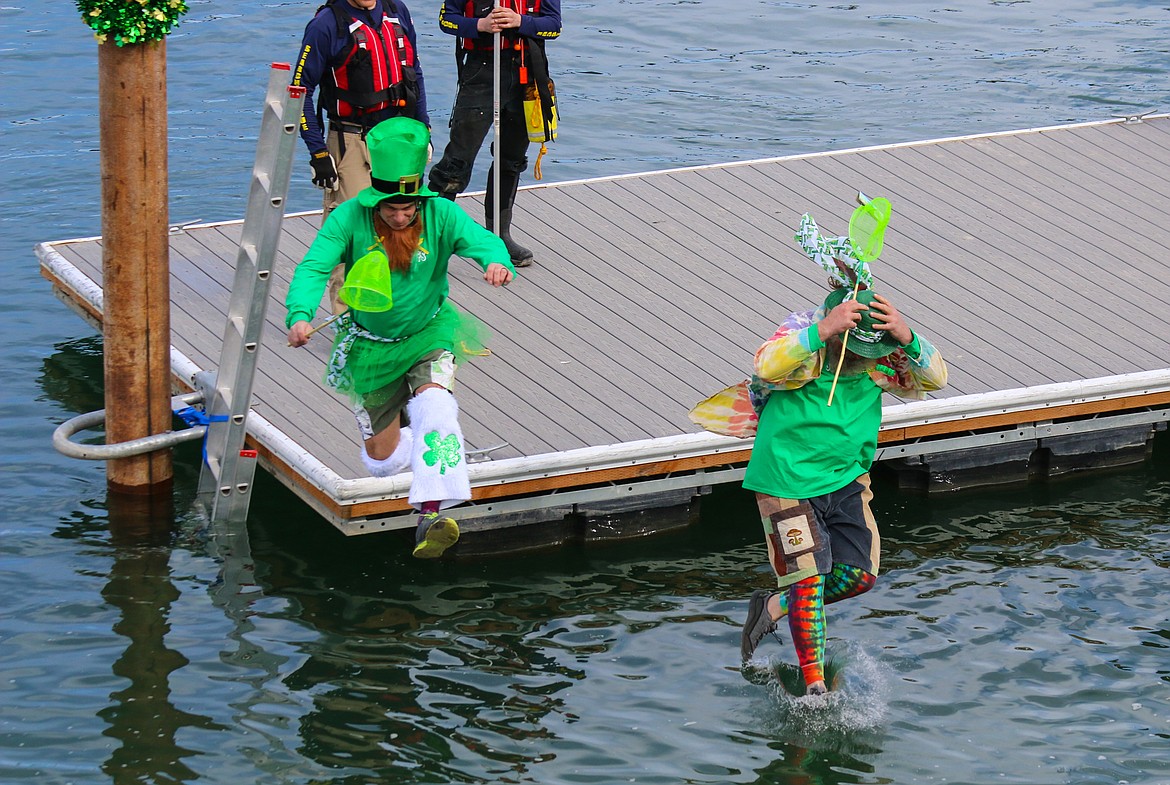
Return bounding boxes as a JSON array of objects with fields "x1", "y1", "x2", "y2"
[{"x1": 310, "y1": 151, "x2": 338, "y2": 190}]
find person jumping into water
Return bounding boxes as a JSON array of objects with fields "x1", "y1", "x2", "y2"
[{"x1": 690, "y1": 209, "x2": 948, "y2": 695}]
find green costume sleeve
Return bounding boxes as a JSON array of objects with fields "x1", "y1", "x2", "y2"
[
  {"x1": 806, "y1": 324, "x2": 825, "y2": 352},
  {"x1": 432, "y1": 199, "x2": 515, "y2": 275},
  {"x1": 285, "y1": 201, "x2": 362, "y2": 328},
  {"x1": 900, "y1": 330, "x2": 922, "y2": 360}
]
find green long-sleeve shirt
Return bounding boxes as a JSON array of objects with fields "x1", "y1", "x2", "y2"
[
  {"x1": 743, "y1": 313, "x2": 948, "y2": 500},
  {"x1": 285, "y1": 196, "x2": 513, "y2": 336}
]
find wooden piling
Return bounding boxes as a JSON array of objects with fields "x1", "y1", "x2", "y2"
[{"x1": 98, "y1": 40, "x2": 173, "y2": 492}]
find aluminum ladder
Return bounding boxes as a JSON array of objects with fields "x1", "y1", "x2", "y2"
[{"x1": 196, "y1": 63, "x2": 306, "y2": 522}]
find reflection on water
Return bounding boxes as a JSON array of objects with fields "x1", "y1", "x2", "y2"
[
  {"x1": 124, "y1": 446, "x2": 1160, "y2": 785},
  {"x1": 99, "y1": 538, "x2": 222, "y2": 784},
  {"x1": 5, "y1": 412, "x2": 1170, "y2": 783},
  {"x1": 36, "y1": 337, "x2": 104, "y2": 418}
]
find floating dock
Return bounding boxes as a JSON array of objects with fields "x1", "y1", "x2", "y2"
[{"x1": 39, "y1": 114, "x2": 1170, "y2": 540}]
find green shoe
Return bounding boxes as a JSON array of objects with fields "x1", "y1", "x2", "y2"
[{"x1": 412, "y1": 512, "x2": 459, "y2": 559}]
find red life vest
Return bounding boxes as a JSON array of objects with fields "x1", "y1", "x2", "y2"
[
  {"x1": 462, "y1": 0, "x2": 541, "y2": 51},
  {"x1": 324, "y1": 0, "x2": 418, "y2": 121}
]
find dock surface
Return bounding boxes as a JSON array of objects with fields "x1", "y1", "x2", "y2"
[{"x1": 40, "y1": 114, "x2": 1170, "y2": 536}]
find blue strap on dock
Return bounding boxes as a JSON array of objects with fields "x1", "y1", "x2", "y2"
[{"x1": 175, "y1": 406, "x2": 230, "y2": 464}]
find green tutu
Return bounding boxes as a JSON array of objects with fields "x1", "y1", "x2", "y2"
[{"x1": 325, "y1": 300, "x2": 491, "y2": 406}]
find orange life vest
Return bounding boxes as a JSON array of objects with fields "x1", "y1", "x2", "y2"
[{"x1": 323, "y1": 0, "x2": 418, "y2": 120}]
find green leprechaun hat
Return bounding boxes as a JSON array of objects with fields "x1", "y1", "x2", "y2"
[{"x1": 357, "y1": 117, "x2": 440, "y2": 208}]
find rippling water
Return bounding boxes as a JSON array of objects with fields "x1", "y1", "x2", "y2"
[
  {"x1": 3, "y1": 2, "x2": 1170, "y2": 783},
  {"x1": 9, "y1": 445, "x2": 1168, "y2": 784}
]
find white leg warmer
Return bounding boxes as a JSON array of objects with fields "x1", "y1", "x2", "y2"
[
  {"x1": 361, "y1": 427, "x2": 413, "y2": 477},
  {"x1": 406, "y1": 388, "x2": 471, "y2": 510}
]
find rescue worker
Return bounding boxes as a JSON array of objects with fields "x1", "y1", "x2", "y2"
[
  {"x1": 427, "y1": 0, "x2": 562, "y2": 267},
  {"x1": 293, "y1": 0, "x2": 430, "y2": 311}
]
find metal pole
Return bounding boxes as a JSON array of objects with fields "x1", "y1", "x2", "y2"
[
  {"x1": 98, "y1": 39, "x2": 173, "y2": 494},
  {"x1": 491, "y1": 0, "x2": 501, "y2": 236}
]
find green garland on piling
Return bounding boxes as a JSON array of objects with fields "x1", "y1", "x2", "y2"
[{"x1": 76, "y1": 0, "x2": 189, "y2": 46}]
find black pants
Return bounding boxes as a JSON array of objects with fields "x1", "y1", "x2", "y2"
[{"x1": 428, "y1": 51, "x2": 530, "y2": 197}]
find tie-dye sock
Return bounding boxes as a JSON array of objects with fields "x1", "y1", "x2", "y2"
[
  {"x1": 787, "y1": 575, "x2": 826, "y2": 686},
  {"x1": 824, "y1": 564, "x2": 876, "y2": 605},
  {"x1": 772, "y1": 588, "x2": 790, "y2": 619}
]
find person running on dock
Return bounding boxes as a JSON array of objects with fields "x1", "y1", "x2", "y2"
[
  {"x1": 293, "y1": 0, "x2": 431, "y2": 311},
  {"x1": 690, "y1": 210, "x2": 948, "y2": 695},
  {"x1": 427, "y1": 0, "x2": 562, "y2": 267},
  {"x1": 286, "y1": 117, "x2": 515, "y2": 559}
]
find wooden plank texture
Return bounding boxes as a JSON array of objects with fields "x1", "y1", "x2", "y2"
[{"x1": 42, "y1": 115, "x2": 1170, "y2": 512}]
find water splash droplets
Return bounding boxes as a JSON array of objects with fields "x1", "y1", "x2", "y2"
[{"x1": 754, "y1": 641, "x2": 893, "y2": 747}]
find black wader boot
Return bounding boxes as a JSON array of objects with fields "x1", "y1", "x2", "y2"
[{"x1": 485, "y1": 169, "x2": 534, "y2": 267}]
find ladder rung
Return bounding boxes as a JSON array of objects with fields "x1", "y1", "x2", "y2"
[{"x1": 240, "y1": 242, "x2": 258, "y2": 267}]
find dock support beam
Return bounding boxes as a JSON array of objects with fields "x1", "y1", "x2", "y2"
[{"x1": 98, "y1": 40, "x2": 173, "y2": 494}]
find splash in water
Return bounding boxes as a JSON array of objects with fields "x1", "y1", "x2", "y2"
[{"x1": 745, "y1": 640, "x2": 892, "y2": 747}]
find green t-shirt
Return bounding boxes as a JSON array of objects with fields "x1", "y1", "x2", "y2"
[{"x1": 742, "y1": 362, "x2": 883, "y2": 500}]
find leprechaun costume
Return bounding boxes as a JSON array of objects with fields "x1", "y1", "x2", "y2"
[{"x1": 285, "y1": 116, "x2": 513, "y2": 557}]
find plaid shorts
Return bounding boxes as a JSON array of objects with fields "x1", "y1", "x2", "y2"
[
  {"x1": 756, "y1": 474, "x2": 880, "y2": 587},
  {"x1": 353, "y1": 349, "x2": 457, "y2": 439}
]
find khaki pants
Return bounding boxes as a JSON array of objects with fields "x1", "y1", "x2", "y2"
[{"x1": 322, "y1": 127, "x2": 374, "y2": 315}]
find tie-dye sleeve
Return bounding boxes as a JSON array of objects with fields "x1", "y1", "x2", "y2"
[
  {"x1": 878, "y1": 332, "x2": 948, "y2": 399},
  {"x1": 753, "y1": 310, "x2": 823, "y2": 386},
  {"x1": 688, "y1": 309, "x2": 822, "y2": 438}
]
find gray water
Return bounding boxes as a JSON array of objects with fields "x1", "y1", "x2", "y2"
[{"x1": 3, "y1": 1, "x2": 1170, "y2": 783}]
